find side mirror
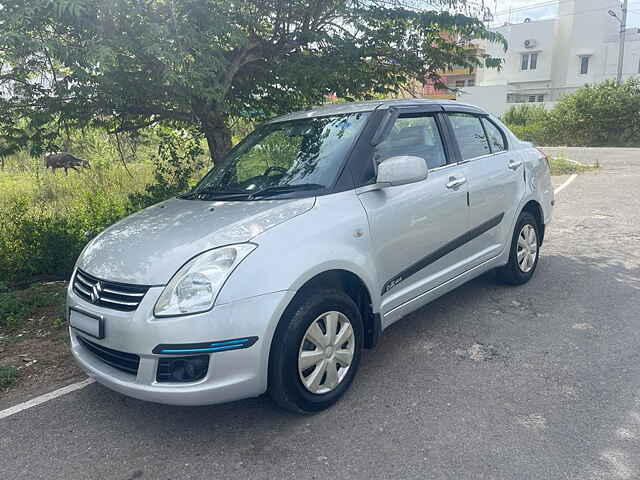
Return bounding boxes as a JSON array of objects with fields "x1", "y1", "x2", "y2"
[{"x1": 376, "y1": 155, "x2": 428, "y2": 187}]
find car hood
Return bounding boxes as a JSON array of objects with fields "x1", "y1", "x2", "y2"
[{"x1": 77, "y1": 196, "x2": 315, "y2": 285}]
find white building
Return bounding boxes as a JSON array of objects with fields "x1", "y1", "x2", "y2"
[{"x1": 458, "y1": 0, "x2": 640, "y2": 116}]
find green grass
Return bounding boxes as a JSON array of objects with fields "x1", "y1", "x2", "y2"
[
  {"x1": 548, "y1": 156, "x2": 599, "y2": 176},
  {"x1": 0, "y1": 163, "x2": 155, "y2": 285},
  {"x1": 0, "y1": 365, "x2": 18, "y2": 388},
  {"x1": 0, "y1": 282, "x2": 67, "y2": 331}
]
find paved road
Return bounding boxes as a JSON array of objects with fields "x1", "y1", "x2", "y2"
[{"x1": 2, "y1": 149, "x2": 640, "y2": 480}]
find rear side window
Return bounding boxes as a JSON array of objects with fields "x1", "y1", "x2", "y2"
[
  {"x1": 447, "y1": 113, "x2": 490, "y2": 160},
  {"x1": 482, "y1": 118, "x2": 507, "y2": 152},
  {"x1": 374, "y1": 114, "x2": 447, "y2": 169}
]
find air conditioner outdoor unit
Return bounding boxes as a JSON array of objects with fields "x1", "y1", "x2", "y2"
[{"x1": 524, "y1": 39, "x2": 537, "y2": 49}]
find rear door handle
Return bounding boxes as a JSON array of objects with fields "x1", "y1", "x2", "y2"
[
  {"x1": 508, "y1": 159, "x2": 523, "y2": 170},
  {"x1": 446, "y1": 176, "x2": 467, "y2": 190}
]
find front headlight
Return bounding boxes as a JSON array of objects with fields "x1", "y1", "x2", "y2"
[{"x1": 154, "y1": 243, "x2": 256, "y2": 317}]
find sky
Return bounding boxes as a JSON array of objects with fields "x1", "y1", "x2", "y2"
[{"x1": 487, "y1": 0, "x2": 640, "y2": 28}]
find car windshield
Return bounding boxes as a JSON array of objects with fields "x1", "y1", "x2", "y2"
[{"x1": 190, "y1": 112, "x2": 369, "y2": 200}]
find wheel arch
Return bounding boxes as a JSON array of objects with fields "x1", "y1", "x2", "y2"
[
  {"x1": 520, "y1": 199, "x2": 545, "y2": 245},
  {"x1": 276, "y1": 269, "x2": 381, "y2": 350}
]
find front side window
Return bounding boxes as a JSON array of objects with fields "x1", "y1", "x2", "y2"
[
  {"x1": 580, "y1": 55, "x2": 590, "y2": 75},
  {"x1": 374, "y1": 114, "x2": 447, "y2": 170},
  {"x1": 191, "y1": 112, "x2": 369, "y2": 199},
  {"x1": 447, "y1": 113, "x2": 490, "y2": 160},
  {"x1": 482, "y1": 118, "x2": 507, "y2": 153}
]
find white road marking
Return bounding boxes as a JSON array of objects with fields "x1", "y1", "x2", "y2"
[
  {"x1": 554, "y1": 173, "x2": 578, "y2": 195},
  {"x1": 0, "y1": 378, "x2": 95, "y2": 420}
]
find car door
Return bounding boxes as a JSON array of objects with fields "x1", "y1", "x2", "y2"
[
  {"x1": 445, "y1": 111, "x2": 525, "y2": 266},
  {"x1": 357, "y1": 110, "x2": 470, "y2": 317}
]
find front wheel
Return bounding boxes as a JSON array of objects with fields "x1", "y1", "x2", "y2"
[
  {"x1": 497, "y1": 211, "x2": 541, "y2": 285},
  {"x1": 268, "y1": 289, "x2": 363, "y2": 413}
]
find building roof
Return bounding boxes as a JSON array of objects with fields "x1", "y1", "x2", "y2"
[{"x1": 266, "y1": 98, "x2": 485, "y2": 123}]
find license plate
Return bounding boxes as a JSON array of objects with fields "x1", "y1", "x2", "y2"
[{"x1": 69, "y1": 308, "x2": 104, "y2": 339}]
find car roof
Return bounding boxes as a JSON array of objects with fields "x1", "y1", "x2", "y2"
[{"x1": 265, "y1": 98, "x2": 487, "y2": 123}]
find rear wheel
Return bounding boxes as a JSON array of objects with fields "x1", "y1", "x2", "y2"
[
  {"x1": 497, "y1": 211, "x2": 540, "y2": 285},
  {"x1": 268, "y1": 289, "x2": 363, "y2": 413}
]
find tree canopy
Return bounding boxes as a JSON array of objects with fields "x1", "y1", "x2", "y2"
[{"x1": 0, "y1": 0, "x2": 505, "y2": 161}]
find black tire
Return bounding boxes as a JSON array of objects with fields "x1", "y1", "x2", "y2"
[
  {"x1": 497, "y1": 211, "x2": 541, "y2": 285},
  {"x1": 268, "y1": 289, "x2": 364, "y2": 414}
]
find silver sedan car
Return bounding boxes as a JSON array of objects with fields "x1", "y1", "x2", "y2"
[{"x1": 67, "y1": 99, "x2": 554, "y2": 413}]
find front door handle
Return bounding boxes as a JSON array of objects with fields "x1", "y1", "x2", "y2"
[
  {"x1": 508, "y1": 159, "x2": 523, "y2": 170},
  {"x1": 446, "y1": 176, "x2": 467, "y2": 190}
]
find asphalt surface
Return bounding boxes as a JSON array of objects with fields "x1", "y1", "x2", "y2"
[{"x1": 2, "y1": 148, "x2": 640, "y2": 480}]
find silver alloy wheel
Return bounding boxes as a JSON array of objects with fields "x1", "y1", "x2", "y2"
[
  {"x1": 517, "y1": 224, "x2": 538, "y2": 273},
  {"x1": 298, "y1": 311, "x2": 355, "y2": 394}
]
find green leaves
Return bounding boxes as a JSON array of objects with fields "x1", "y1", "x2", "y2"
[
  {"x1": 547, "y1": 79, "x2": 640, "y2": 147},
  {"x1": 502, "y1": 79, "x2": 640, "y2": 147},
  {"x1": 0, "y1": 0, "x2": 504, "y2": 161}
]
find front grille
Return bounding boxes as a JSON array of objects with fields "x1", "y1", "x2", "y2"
[
  {"x1": 73, "y1": 269, "x2": 149, "y2": 312},
  {"x1": 78, "y1": 336, "x2": 140, "y2": 376}
]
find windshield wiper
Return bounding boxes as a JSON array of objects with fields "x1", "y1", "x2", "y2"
[
  {"x1": 180, "y1": 186, "x2": 251, "y2": 200},
  {"x1": 248, "y1": 183, "x2": 325, "y2": 200}
]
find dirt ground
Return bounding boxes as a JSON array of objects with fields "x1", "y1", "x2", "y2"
[{"x1": 0, "y1": 282, "x2": 84, "y2": 407}]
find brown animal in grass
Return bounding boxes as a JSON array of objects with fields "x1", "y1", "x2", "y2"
[{"x1": 44, "y1": 152, "x2": 90, "y2": 174}]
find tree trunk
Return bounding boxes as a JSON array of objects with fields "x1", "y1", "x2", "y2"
[{"x1": 199, "y1": 111, "x2": 232, "y2": 165}]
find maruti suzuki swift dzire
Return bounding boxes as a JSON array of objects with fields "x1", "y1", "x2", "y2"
[{"x1": 67, "y1": 99, "x2": 553, "y2": 413}]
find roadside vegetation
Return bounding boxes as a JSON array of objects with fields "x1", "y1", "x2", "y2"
[
  {"x1": 502, "y1": 79, "x2": 640, "y2": 147},
  {"x1": 0, "y1": 126, "x2": 209, "y2": 287},
  {"x1": 547, "y1": 156, "x2": 599, "y2": 176}
]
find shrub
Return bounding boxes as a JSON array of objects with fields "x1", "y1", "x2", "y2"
[
  {"x1": 503, "y1": 79, "x2": 640, "y2": 147},
  {"x1": 501, "y1": 104, "x2": 551, "y2": 145},
  {"x1": 0, "y1": 124, "x2": 210, "y2": 286},
  {"x1": 545, "y1": 79, "x2": 640, "y2": 147},
  {"x1": 502, "y1": 104, "x2": 549, "y2": 126},
  {"x1": 0, "y1": 163, "x2": 152, "y2": 285},
  {"x1": 128, "y1": 126, "x2": 207, "y2": 210}
]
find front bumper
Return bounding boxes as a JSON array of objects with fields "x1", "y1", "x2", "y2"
[{"x1": 68, "y1": 284, "x2": 294, "y2": 406}]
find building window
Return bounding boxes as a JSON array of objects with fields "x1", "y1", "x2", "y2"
[
  {"x1": 521, "y1": 53, "x2": 538, "y2": 71},
  {"x1": 467, "y1": 79, "x2": 475, "y2": 87},
  {"x1": 537, "y1": 94, "x2": 544, "y2": 102},
  {"x1": 528, "y1": 95, "x2": 537, "y2": 102},
  {"x1": 455, "y1": 80, "x2": 465, "y2": 88},
  {"x1": 579, "y1": 55, "x2": 589, "y2": 75}
]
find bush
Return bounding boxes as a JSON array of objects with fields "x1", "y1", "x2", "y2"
[
  {"x1": 128, "y1": 126, "x2": 207, "y2": 210},
  {"x1": 503, "y1": 79, "x2": 640, "y2": 147},
  {"x1": 502, "y1": 104, "x2": 549, "y2": 126},
  {"x1": 545, "y1": 79, "x2": 640, "y2": 147},
  {"x1": 0, "y1": 163, "x2": 152, "y2": 285},
  {"x1": 501, "y1": 104, "x2": 551, "y2": 145},
  {"x1": 0, "y1": 125, "x2": 210, "y2": 286}
]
